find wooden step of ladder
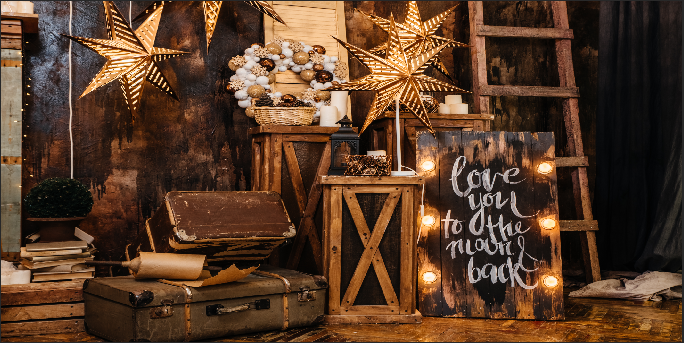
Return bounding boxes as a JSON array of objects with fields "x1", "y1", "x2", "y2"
[{"x1": 469, "y1": 1, "x2": 601, "y2": 283}]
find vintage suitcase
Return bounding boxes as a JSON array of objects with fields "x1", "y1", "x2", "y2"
[
  {"x1": 126, "y1": 191, "x2": 296, "y2": 263},
  {"x1": 83, "y1": 265, "x2": 327, "y2": 342}
]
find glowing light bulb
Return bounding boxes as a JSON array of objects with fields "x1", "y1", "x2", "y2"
[
  {"x1": 421, "y1": 160, "x2": 436, "y2": 172},
  {"x1": 422, "y1": 271, "x2": 437, "y2": 284},
  {"x1": 540, "y1": 218, "x2": 557, "y2": 230},
  {"x1": 422, "y1": 215, "x2": 436, "y2": 226},
  {"x1": 537, "y1": 162, "x2": 553, "y2": 174},
  {"x1": 543, "y1": 275, "x2": 559, "y2": 288}
]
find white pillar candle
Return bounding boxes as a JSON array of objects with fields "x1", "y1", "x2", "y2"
[
  {"x1": 319, "y1": 105, "x2": 339, "y2": 127},
  {"x1": 449, "y1": 103, "x2": 468, "y2": 114},
  {"x1": 367, "y1": 150, "x2": 386, "y2": 157},
  {"x1": 330, "y1": 91, "x2": 348, "y2": 122},
  {"x1": 445, "y1": 95, "x2": 462, "y2": 104},
  {"x1": 438, "y1": 103, "x2": 450, "y2": 114},
  {"x1": 17, "y1": 1, "x2": 32, "y2": 13}
]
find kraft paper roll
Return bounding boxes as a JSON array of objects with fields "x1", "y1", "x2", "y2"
[
  {"x1": 132, "y1": 252, "x2": 206, "y2": 280},
  {"x1": 445, "y1": 95, "x2": 462, "y2": 105}
]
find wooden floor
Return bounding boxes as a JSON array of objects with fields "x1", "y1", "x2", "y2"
[{"x1": 3, "y1": 286, "x2": 680, "y2": 342}]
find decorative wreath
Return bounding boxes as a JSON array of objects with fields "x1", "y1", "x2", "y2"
[{"x1": 227, "y1": 36, "x2": 348, "y2": 119}]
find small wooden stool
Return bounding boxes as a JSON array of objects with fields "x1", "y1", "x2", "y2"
[
  {"x1": 320, "y1": 176, "x2": 424, "y2": 324},
  {"x1": 364, "y1": 112, "x2": 494, "y2": 171}
]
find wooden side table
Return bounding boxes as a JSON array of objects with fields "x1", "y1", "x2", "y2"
[
  {"x1": 249, "y1": 125, "x2": 357, "y2": 273},
  {"x1": 320, "y1": 176, "x2": 424, "y2": 324},
  {"x1": 364, "y1": 112, "x2": 494, "y2": 171}
]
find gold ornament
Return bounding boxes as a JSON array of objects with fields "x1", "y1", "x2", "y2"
[
  {"x1": 63, "y1": 1, "x2": 187, "y2": 120},
  {"x1": 316, "y1": 90, "x2": 331, "y2": 101},
  {"x1": 267, "y1": 73, "x2": 276, "y2": 84},
  {"x1": 312, "y1": 64, "x2": 324, "y2": 71},
  {"x1": 358, "y1": 1, "x2": 468, "y2": 82},
  {"x1": 315, "y1": 70, "x2": 333, "y2": 83},
  {"x1": 265, "y1": 42, "x2": 282, "y2": 55},
  {"x1": 300, "y1": 69, "x2": 316, "y2": 82},
  {"x1": 292, "y1": 51, "x2": 310, "y2": 65},
  {"x1": 135, "y1": 1, "x2": 286, "y2": 52},
  {"x1": 328, "y1": 14, "x2": 468, "y2": 134},
  {"x1": 247, "y1": 84, "x2": 266, "y2": 98}
]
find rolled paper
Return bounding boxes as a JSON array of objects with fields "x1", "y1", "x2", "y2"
[
  {"x1": 319, "y1": 105, "x2": 339, "y2": 127},
  {"x1": 10, "y1": 270, "x2": 30, "y2": 284},
  {"x1": 438, "y1": 103, "x2": 450, "y2": 114},
  {"x1": 132, "y1": 252, "x2": 206, "y2": 280},
  {"x1": 330, "y1": 91, "x2": 349, "y2": 122},
  {"x1": 449, "y1": 103, "x2": 468, "y2": 114},
  {"x1": 2, "y1": 1, "x2": 19, "y2": 12},
  {"x1": 445, "y1": 95, "x2": 462, "y2": 104},
  {"x1": 367, "y1": 150, "x2": 386, "y2": 157}
]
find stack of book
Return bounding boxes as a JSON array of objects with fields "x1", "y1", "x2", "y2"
[{"x1": 20, "y1": 240, "x2": 96, "y2": 282}]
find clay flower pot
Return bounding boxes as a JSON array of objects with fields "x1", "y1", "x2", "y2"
[{"x1": 27, "y1": 217, "x2": 86, "y2": 242}]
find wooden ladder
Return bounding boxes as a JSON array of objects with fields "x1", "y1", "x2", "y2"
[{"x1": 469, "y1": 1, "x2": 601, "y2": 283}]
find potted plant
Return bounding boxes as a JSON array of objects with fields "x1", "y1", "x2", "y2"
[{"x1": 24, "y1": 177, "x2": 94, "y2": 242}]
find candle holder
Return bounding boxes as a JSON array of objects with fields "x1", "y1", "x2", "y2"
[{"x1": 328, "y1": 115, "x2": 359, "y2": 175}]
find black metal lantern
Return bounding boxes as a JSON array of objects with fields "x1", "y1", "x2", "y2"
[{"x1": 328, "y1": 115, "x2": 360, "y2": 175}]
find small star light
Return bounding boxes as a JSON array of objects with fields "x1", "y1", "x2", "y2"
[
  {"x1": 358, "y1": 1, "x2": 469, "y2": 82},
  {"x1": 328, "y1": 14, "x2": 469, "y2": 134},
  {"x1": 63, "y1": 1, "x2": 188, "y2": 120}
]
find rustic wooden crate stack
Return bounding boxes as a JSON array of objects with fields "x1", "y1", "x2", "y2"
[{"x1": 1, "y1": 280, "x2": 86, "y2": 337}]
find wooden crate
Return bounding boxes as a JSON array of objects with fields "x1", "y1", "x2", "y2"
[
  {"x1": 320, "y1": 176, "x2": 423, "y2": 324},
  {"x1": 250, "y1": 125, "x2": 357, "y2": 274},
  {"x1": 364, "y1": 112, "x2": 494, "y2": 171},
  {"x1": 1, "y1": 280, "x2": 86, "y2": 337}
]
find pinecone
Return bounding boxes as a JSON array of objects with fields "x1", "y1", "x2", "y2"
[
  {"x1": 293, "y1": 100, "x2": 307, "y2": 107},
  {"x1": 255, "y1": 94, "x2": 273, "y2": 107}
]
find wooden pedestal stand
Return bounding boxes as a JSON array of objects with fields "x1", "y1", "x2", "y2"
[
  {"x1": 365, "y1": 112, "x2": 494, "y2": 171},
  {"x1": 320, "y1": 176, "x2": 423, "y2": 324},
  {"x1": 249, "y1": 125, "x2": 357, "y2": 273}
]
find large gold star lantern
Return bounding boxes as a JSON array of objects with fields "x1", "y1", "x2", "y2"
[
  {"x1": 63, "y1": 1, "x2": 187, "y2": 119},
  {"x1": 328, "y1": 15, "x2": 469, "y2": 135},
  {"x1": 135, "y1": 1, "x2": 286, "y2": 52},
  {"x1": 358, "y1": 1, "x2": 468, "y2": 82}
]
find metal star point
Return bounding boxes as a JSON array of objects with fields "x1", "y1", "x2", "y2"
[
  {"x1": 63, "y1": 1, "x2": 187, "y2": 119},
  {"x1": 329, "y1": 14, "x2": 469, "y2": 135},
  {"x1": 358, "y1": 1, "x2": 468, "y2": 82}
]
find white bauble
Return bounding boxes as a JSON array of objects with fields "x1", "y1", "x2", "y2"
[
  {"x1": 278, "y1": 65, "x2": 287, "y2": 72},
  {"x1": 282, "y1": 58, "x2": 292, "y2": 65},
  {"x1": 271, "y1": 54, "x2": 280, "y2": 61},
  {"x1": 245, "y1": 48, "x2": 254, "y2": 55},
  {"x1": 282, "y1": 41, "x2": 290, "y2": 48},
  {"x1": 324, "y1": 62, "x2": 335, "y2": 72},
  {"x1": 314, "y1": 83, "x2": 325, "y2": 90},
  {"x1": 303, "y1": 45, "x2": 312, "y2": 52},
  {"x1": 243, "y1": 80, "x2": 255, "y2": 87},
  {"x1": 289, "y1": 62, "x2": 295, "y2": 66},
  {"x1": 256, "y1": 76, "x2": 270, "y2": 85},
  {"x1": 236, "y1": 68, "x2": 247, "y2": 77},
  {"x1": 238, "y1": 99, "x2": 251, "y2": 108},
  {"x1": 234, "y1": 90, "x2": 248, "y2": 100},
  {"x1": 251, "y1": 44, "x2": 260, "y2": 49},
  {"x1": 282, "y1": 48, "x2": 293, "y2": 58},
  {"x1": 274, "y1": 92, "x2": 282, "y2": 97},
  {"x1": 330, "y1": 56, "x2": 338, "y2": 63},
  {"x1": 332, "y1": 76, "x2": 340, "y2": 82},
  {"x1": 310, "y1": 80, "x2": 318, "y2": 87},
  {"x1": 315, "y1": 101, "x2": 324, "y2": 109},
  {"x1": 253, "y1": 57, "x2": 260, "y2": 62},
  {"x1": 304, "y1": 62, "x2": 313, "y2": 70},
  {"x1": 323, "y1": 56, "x2": 330, "y2": 64},
  {"x1": 244, "y1": 55, "x2": 253, "y2": 61},
  {"x1": 274, "y1": 59, "x2": 283, "y2": 66},
  {"x1": 230, "y1": 75, "x2": 237, "y2": 81},
  {"x1": 263, "y1": 85, "x2": 271, "y2": 90},
  {"x1": 291, "y1": 66, "x2": 302, "y2": 73},
  {"x1": 324, "y1": 82, "x2": 333, "y2": 89},
  {"x1": 247, "y1": 74, "x2": 257, "y2": 81}
]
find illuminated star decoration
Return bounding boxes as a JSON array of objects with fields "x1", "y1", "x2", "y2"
[
  {"x1": 63, "y1": 1, "x2": 187, "y2": 120},
  {"x1": 328, "y1": 14, "x2": 469, "y2": 135},
  {"x1": 134, "y1": 1, "x2": 286, "y2": 52},
  {"x1": 358, "y1": 1, "x2": 468, "y2": 82}
]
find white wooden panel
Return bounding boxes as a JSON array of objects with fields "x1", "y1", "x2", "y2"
[
  {"x1": 1, "y1": 164, "x2": 21, "y2": 252},
  {"x1": 1, "y1": 49, "x2": 22, "y2": 157}
]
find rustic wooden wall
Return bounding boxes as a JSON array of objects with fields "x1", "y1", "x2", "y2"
[
  {"x1": 20, "y1": 1, "x2": 598, "y2": 273},
  {"x1": 22, "y1": 1, "x2": 262, "y2": 263},
  {"x1": 344, "y1": 1, "x2": 599, "y2": 272}
]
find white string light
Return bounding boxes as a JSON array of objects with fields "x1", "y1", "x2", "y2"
[
  {"x1": 129, "y1": 1, "x2": 131, "y2": 23},
  {"x1": 68, "y1": 1, "x2": 73, "y2": 179}
]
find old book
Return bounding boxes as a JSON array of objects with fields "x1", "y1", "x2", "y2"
[
  {"x1": 20, "y1": 247, "x2": 84, "y2": 258},
  {"x1": 30, "y1": 263, "x2": 93, "y2": 274},
  {"x1": 32, "y1": 271, "x2": 94, "y2": 282},
  {"x1": 21, "y1": 257, "x2": 94, "y2": 270},
  {"x1": 29, "y1": 252, "x2": 91, "y2": 262},
  {"x1": 26, "y1": 240, "x2": 88, "y2": 252}
]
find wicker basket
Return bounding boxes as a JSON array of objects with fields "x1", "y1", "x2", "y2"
[{"x1": 253, "y1": 106, "x2": 316, "y2": 126}]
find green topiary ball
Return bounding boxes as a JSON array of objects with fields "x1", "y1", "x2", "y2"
[{"x1": 24, "y1": 177, "x2": 94, "y2": 218}]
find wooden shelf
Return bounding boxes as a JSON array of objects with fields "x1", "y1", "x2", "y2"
[
  {"x1": 381, "y1": 111, "x2": 495, "y2": 121},
  {"x1": 1, "y1": 12, "x2": 38, "y2": 33}
]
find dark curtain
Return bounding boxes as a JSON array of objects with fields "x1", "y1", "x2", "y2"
[{"x1": 595, "y1": 2, "x2": 682, "y2": 272}]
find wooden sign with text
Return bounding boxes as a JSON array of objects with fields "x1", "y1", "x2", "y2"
[{"x1": 416, "y1": 131, "x2": 564, "y2": 320}]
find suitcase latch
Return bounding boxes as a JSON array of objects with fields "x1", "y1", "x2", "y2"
[
  {"x1": 206, "y1": 299, "x2": 270, "y2": 316},
  {"x1": 150, "y1": 299, "x2": 174, "y2": 319},
  {"x1": 298, "y1": 287, "x2": 316, "y2": 302}
]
